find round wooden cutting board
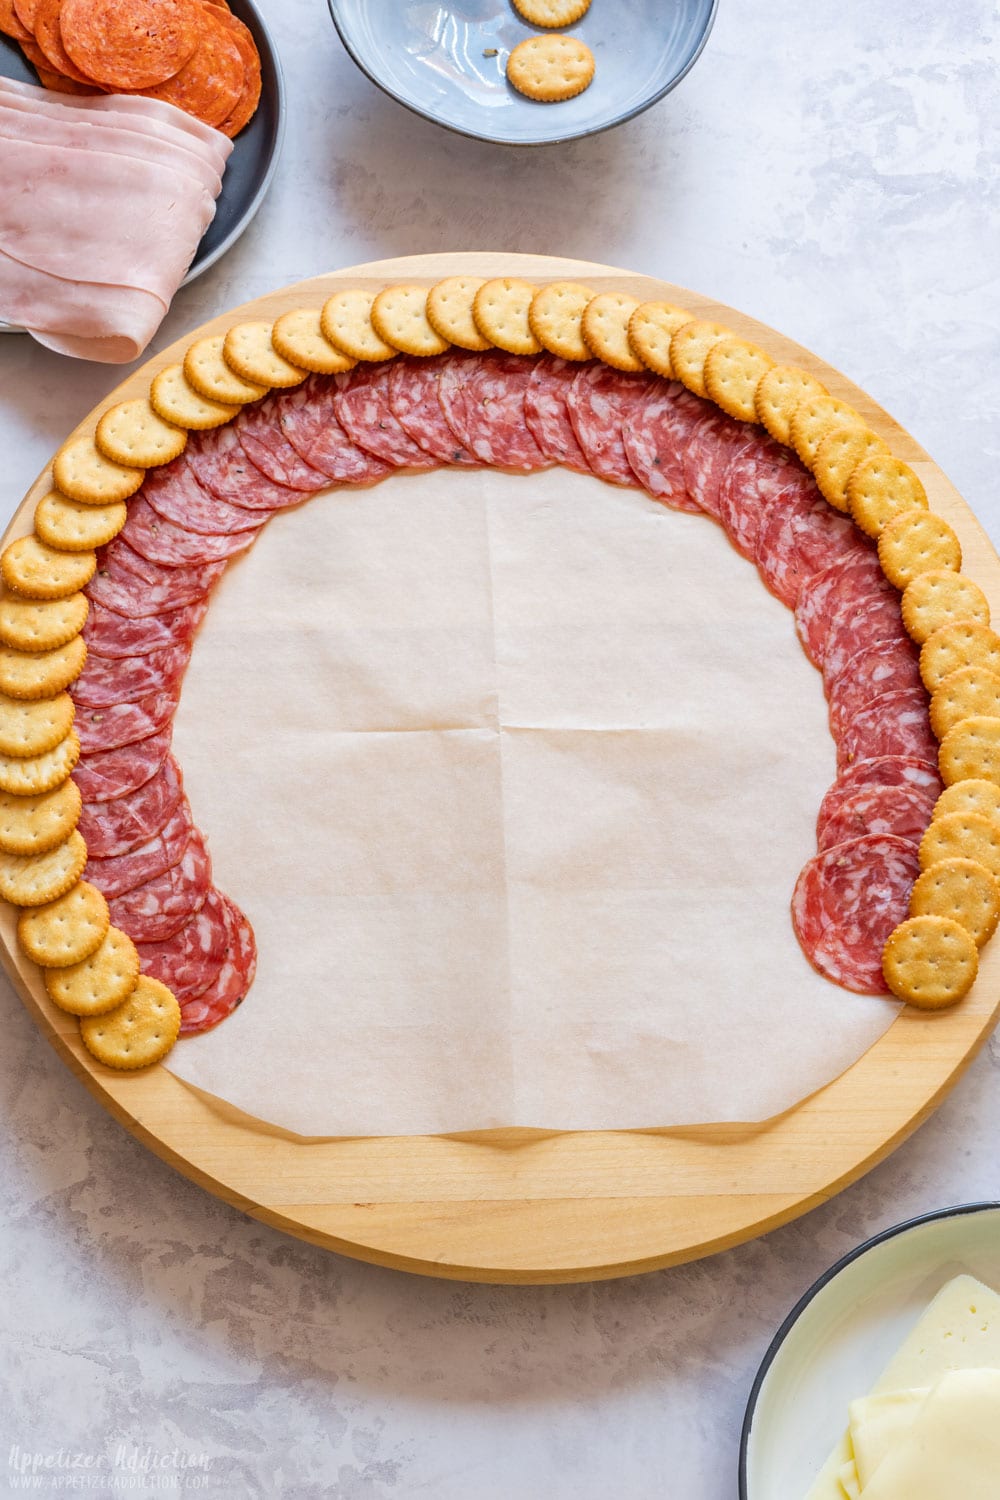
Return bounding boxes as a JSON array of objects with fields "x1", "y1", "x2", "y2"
[{"x1": 3, "y1": 254, "x2": 999, "y2": 1285}]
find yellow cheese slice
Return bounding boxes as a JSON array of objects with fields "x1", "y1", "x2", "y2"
[
  {"x1": 859, "y1": 1368, "x2": 1000, "y2": 1497},
  {"x1": 837, "y1": 1459, "x2": 861, "y2": 1499},
  {"x1": 848, "y1": 1389, "x2": 928, "y2": 1487}
]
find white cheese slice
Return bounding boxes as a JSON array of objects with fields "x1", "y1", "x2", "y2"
[
  {"x1": 848, "y1": 1388, "x2": 928, "y2": 1487},
  {"x1": 837, "y1": 1459, "x2": 862, "y2": 1498},
  {"x1": 858, "y1": 1368, "x2": 1000, "y2": 1497}
]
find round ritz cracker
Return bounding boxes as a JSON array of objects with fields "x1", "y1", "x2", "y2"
[
  {"x1": 788, "y1": 394, "x2": 864, "y2": 468},
  {"x1": 933, "y1": 778, "x2": 1000, "y2": 823},
  {"x1": 812, "y1": 425, "x2": 890, "y2": 513},
  {"x1": 272, "y1": 308, "x2": 358, "y2": 374},
  {"x1": 149, "y1": 364, "x2": 240, "y2": 431},
  {"x1": 52, "y1": 434, "x2": 145, "y2": 505},
  {"x1": 371, "y1": 286, "x2": 451, "y2": 358},
  {"x1": 1, "y1": 536, "x2": 95, "y2": 601},
  {"x1": 425, "y1": 277, "x2": 492, "y2": 353},
  {"x1": 703, "y1": 338, "x2": 775, "y2": 424},
  {"x1": 96, "y1": 398, "x2": 188, "y2": 470},
  {"x1": 17, "y1": 878, "x2": 109, "y2": 968},
  {"x1": 60, "y1": 0, "x2": 200, "y2": 90},
  {"x1": 669, "y1": 320, "x2": 732, "y2": 399},
  {"x1": 878, "y1": 508, "x2": 962, "y2": 591},
  {"x1": 223, "y1": 321, "x2": 308, "y2": 388},
  {"x1": 882, "y1": 913, "x2": 978, "y2": 1009},
  {"x1": 34, "y1": 491, "x2": 126, "y2": 553},
  {"x1": 0, "y1": 636, "x2": 86, "y2": 701},
  {"x1": 0, "y1": 780, "x2": 80, "y2": 858},
  {"x1": 919, "y1": 809, "x2": 1000, "y2": 880},
  {"x1": 529, "y1": 281, "x2": 594, "y2": 362},
  {"x1": 910, "y1": 857, "x2": 1000, "y2": 948},
  {"x1": 848, "y1": 454, "x2": 928, "y2": 539},
  {"x1": 184, "y1": 334, "x2": 269, "y2": 405},
  {"x1": 581, "y1": 292, "x2": 643, "y2": 373},
  {"x1": 79, "y1": 974, "x2": 181, "y2": 1070},
  {"x1": 473, "y1": 278, "x2": 542, "y2": 356},
  {"x1": 44, "y1": 924, "x2": 139, "y2": 1017},
  {"x1": 512, "y1": 0, "x2": 591, "y2": 25},
  {"x1": 627, "y1": 302, "x2": 692, "y2": 379},
  {"x1": 754, "y1": 365, "x2": 829, "y2": 446},
  {"x1": 320, "y1": 289, "x2": 399, "y2": 364},
  {"x1": 920, "y1": 620, "x2": 1000, "y2": 694},
  {"x1": 902, "y1": 570, "x2": 990, "y2": 645},
  {"x1": 0, "y1": 826, "x2": 87, "y2": 906},
  {"x1": 506, "y1": 35, "x2": 595, "y2": 102},
  {"x1": 0, "y1": 690, "x2": 74, "y2": 759},
  {"x1": 930, "y1": 666, "x2": 1000, "y2": 741},
  {"x1": 939, "y1": 715, "x2": 1000, "y2": 789},
  {"x1": 0, "y1": 592, "x2": 88, "y2": 654},
  {"x1": 0, "y1": 729, "x2": 79, "y2": 797}
]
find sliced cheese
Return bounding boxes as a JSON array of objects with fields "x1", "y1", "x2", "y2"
[
  {"x1": 859, "y1": 1368, "x2": 1000, "y2": 1497},
  {"x1": 837, "y1": 1459, "x2": 862, "y2": 1499},
  {"x1": 848, "y1": 1388, "x2": 928, "y2": 1487}
]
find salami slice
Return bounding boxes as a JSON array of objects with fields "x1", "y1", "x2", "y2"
[
  {"x1": 179, "y1": 892, "x2": 257, "y2": 1035},
  {"x1": 135, "y1": 884, "x2": 230, "y2": 1000},
  {"x1": 83, "y1": 596, "x2": 208, "y2": 659},
  {"x1": 85, "y1": 797, "x2": 193, "y2": 900},
  {"x1": 72, "y1": 641, "x2": 189, "y2": 708},
  {"x1": 816, "y1": 782, "x2": 937, "y2": 853},
  {"x1": 755, "y1": 477, "x2": 860, "y2": 607},
  {"x1": 277, "y1": 375, "x2": 392, "y2": 484},
  {"x1": 186, "y1": 423, "x2": 307, "y2": 511},
  {"x1": 566, "y1": 364, "x2": 656, "y2": 486},
  {"x1": 825, "y1": 635, "x2": 923, "y2": 739},
  {"x1": 87, "y1": 545, "x2": 225, "y2": 618},
  {"x1": 819, "y1": 755, "x2": 942, "y2": 815},
  {"x1": 794, "y1": 545, "x2": 886, "y2": 667},
  {"x1": 792, "y1": 834, "x2": 921, "y2": 993},
  {"x1": 77, "y1": 755, "x2": 184, "y2": 858},
  {"x1": 142, "y1": 457, "x2": 272, "y2": 537},
  {"x1": 332, "y1": 363, "x2": 439, "y2": 469},
  {"x1": 822, "y1": 590, "x2": 908, "y2": 687},
  {"x1": 236, "y1": 393, "x2": 332, "y2": 491},
  {"x1": 72, "y1": 727, "x2": 172, "y2": 803},
  {"x1": 682, "y1": 412, "x2": 756, "y2": 521},
  {"x1": 439, "y1": 353, "x2": 549, "y2": 472},
  {"x1": 74, "y1": 684, "x2": 180, "y2": 755},
  {"x1": 717, "y1": 439, "x2": 803, "y2": 558},
  {"x1": 109, "y1": 827, "x2": 211, "y2": 943},
  {"x1": 121, "y1": 495, "x2": 257, "y2": 570},
  {"x1": 524, "y1": 355, "x2": 592, "y2": 473},
  {"x1": 388, "y1": 355, "x2": 479, "y2": 465},
  {"x1": 837, "y1": 686, "x2": 936, "y2": 773},
  {"x1": 620, "y1": 381, "x2": 707, "y2": 512}
]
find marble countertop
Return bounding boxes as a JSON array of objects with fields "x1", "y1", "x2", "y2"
[{"x1": 3, "y1": 2, "x2": 1000, "y2": 1495}]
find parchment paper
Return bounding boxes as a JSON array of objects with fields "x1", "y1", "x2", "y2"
[{"x1": 166, "y1": 466, "x2": 901, "y2": 1136}]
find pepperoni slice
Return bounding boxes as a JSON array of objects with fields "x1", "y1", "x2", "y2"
[
  {"x1": 143, "y1": 457, "x2": 271, "y2": 537},
  {"x1": 85, "y1": 797, "x2": 193, "y2": 900},
  {"x1": 794, "y1": 545, "x2": 886, "y2": 667},
  {"x1": 186, "y1": 423, "x2": 307, "y2": 510},
  {"x1": 72, "y1": 641, "x2": 189, "y2": 708},
  {"x1": 792, "y1": 834, "x2": 920, "y2": 993},
  {"x1": 816, "y1": 782, "x2": 937, "y2": 852},
  {"x1": 109, "y1": 827, "x2": 211, "y2": 943},
  {"x1": 77, "y1": 754, "x2": 184, "y2": 858},
  {"x1": 72, "y1": 727, "x2": 173, "y2": 804},
  {"x1": 825, "y1": 635, "x2": 923, "y2": 739},
  {"x1": 837, "y1": 686, "x2": 936, "y2": 773},
  {"x1": 178, "y1": 893, "x2": 256, "y2": 1035},
  {"x1": 74, "y1": 684, "x2": 179, "y2": 755},
  {"x1": 439, "y1": 353, "x2": 549, "y2": 472},
  {"x1": 566, "y1": 364, "x2": 655, "y2": 486},
  {"x1": 277, "y1": 375, "x2": 391, "y2": 484},
  {"x1": 135, "y1": 884, "x2": 230, "y2": 1000},
  {"x1": 717, "y1": 438, "x2": 802, "y2": 558},
  {"x1": 60, "y1": 0, "x2": 201, "y2": 91},
  {"x1": 332, "y1": 363, "x2": 439, "y2": 469},
  {"x1": 621, "y1": 381, "x2": 707, "y2": 512},
  {"x1": 388, "y1": 355, "x2": 479, "y2": 465},
  {"x1": 524, "y1": 355, "x2": 592, "y2": 474}
]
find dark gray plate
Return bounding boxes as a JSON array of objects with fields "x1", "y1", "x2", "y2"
[
  {"x1": 0, "y1": 0, "x2": 284, "y2": 333},
  {"x1": 328, "y1": 0, "x2": 718, "y2": 147}
]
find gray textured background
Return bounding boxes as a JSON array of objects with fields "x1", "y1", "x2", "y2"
[{"x1": 2, "y1": 3, "x2": 999, "y2": 1495}]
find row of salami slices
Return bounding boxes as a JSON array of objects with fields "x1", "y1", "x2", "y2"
[{"x1": 72, "y1": 350, "x2": 940, "y2": 1012}]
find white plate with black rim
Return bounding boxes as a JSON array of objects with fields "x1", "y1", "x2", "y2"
[
  {"x1": 0, "y1": 0, "x2": 285, "y2": 335},
  {"x1": 740, "y1": 1202, "x2": 1000, "y2": 1499}
]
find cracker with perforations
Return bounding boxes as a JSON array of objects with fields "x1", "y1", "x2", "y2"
[
  {"x1": 0, "y1": 780, "x2": 80, "y2": 858},
  {"x1": 18, "y1": 879, "x2": 109, "y2": 968},
  {"x1": 371, "y1": 286, "x2": 450, "y2": 358},
  {"x1": 909, "y1": 858, "x2": 1000, "y2": 948},
  {"x1": 96, "y1": 399, "x2": 187, "y2": 469},
  {"x1": 882, "y1": 914, "x2": 978, "y2": 1008},
  {"x1": 0, "y1": 827, "x2": 86, "y2": 906},
  {"x1": 0, "y1": 636, "x2": 86, "y2": 702},
  {"x1": 529, "y1": 282, "x2": 594, "y2": 361},
  {"x1": 878, "y1": 509, "x2": 962, "y2": 590},
  {"x1": 79, "y1": 975, "x2": 181, "y2": 1069}
]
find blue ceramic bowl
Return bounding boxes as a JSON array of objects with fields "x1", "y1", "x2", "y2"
[{"x1": 327, "y1": 0, "x2": 718, "y2": 147}]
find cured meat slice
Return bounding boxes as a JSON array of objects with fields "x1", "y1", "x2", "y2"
[
  {"x1": 71, "y1": 641, "x2": 189, "y2": 708},
  {"x1": 822, "y1": 590, "x2": 908, "y2": 687},
  {"x1": 277, "y1": 375, "x2": 391, "y2": 484},
  {"x1": 439, "y1": 353, "x2": 550, "y2": 472},
  {"x1": 792, "y1": 834, "x2": 920, "y2": 993},
  {"x1": 837, "y1": 686, "x2": 936, "y2": 773},
  {"x1": 332, "y1": 362, "x2": 439, "y2": 469},
  {"x1": 77, "y1": 754, "x2": 184, "y2": 858},
  {"x1": 85, "y1": 797, "x2": 193, "y2": 900},
  {"x1": 83, "y1": 596, "x2": 208, "y2": 658},
  {"x1": 755, "y1": 476, "x2": 860, "y2": 607},
  {"x1": 682, "y1": 411, "x2": 756, "y2": 521},
  {"x1": 388, "y1": 355, "x2": 479, "y2": 466},
  {"x1": 109, "y1": 827, "x2": 211, "y2": 943},
  {"x1": 75, "y1": 684, "x2": 179, "y2": 754},
  {"x1": 620, "y1": 381, "x2": 707, "y2": 512},
  {"x1": 717, "y1": 438, "x2": 803, "y2": 558},
  {"x1": 816, "y1": 782, "x2": 937, "y2": 853},
  {"x1": 825, "y1": 635, "x2": 923, "y2": 739},
  {"x1": 794, "y1": 545, "x2": 886, "y2": 667},
  {"x1": 87, "y1": 543, "x2": 225, "y2": 618},
  {"x1": 121, "y1": 494, "x2": 257, "y2": 569},
  {"x1": 236, "y1": 393, "x2": 333, "y2": 492},
  {"x1": 135, "y1": 884, "x2": 229, "y2": 1000},
  {"x1": 186, "y1": 423, "x2": 306, "y2": 510},
  {"x1": 179, "y1": 892, "x2": 256, "y2": 1035},
  {"x1": 524, "y1": 355, "x2": 592, "y2": 474},
  {"x1": 72, "y1": 727, "x2": 172, "y2": 803},
  {"x1": 820, "y1": 755, "x2": 942, "y2": 809},
  {"x1": 142, "y1": 456, "x2": 271, "y2": 536},
  {"x1": 566, "y1": 364, "x2": 656, "y2": 486}
]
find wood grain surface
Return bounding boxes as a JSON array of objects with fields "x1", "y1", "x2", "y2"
[{"x1": 3, "y1": 253, "x2": 998, "y2": 1284}]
